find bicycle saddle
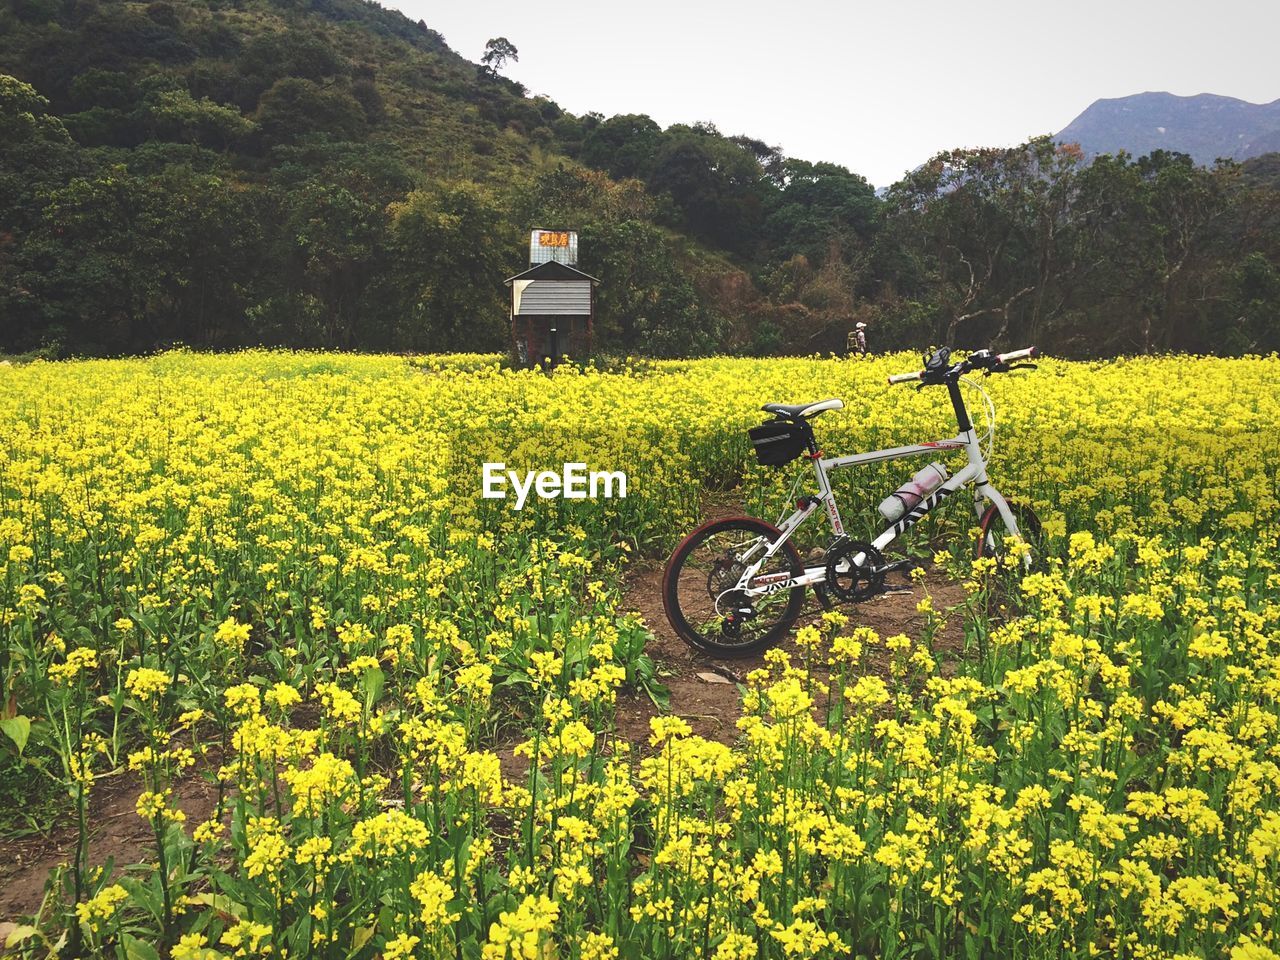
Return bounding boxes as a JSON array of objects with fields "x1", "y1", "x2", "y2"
[{"x1": 761, "y1": 398, "x2": 844, "y2": 419}]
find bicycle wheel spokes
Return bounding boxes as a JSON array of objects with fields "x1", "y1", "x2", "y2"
[{"x1": 664, "y1": 517, "x2": 804, "y2": 656}]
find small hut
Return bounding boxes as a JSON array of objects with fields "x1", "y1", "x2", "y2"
[{"x1": 506, "y1": 230, "x2": 598, "y2": 367}]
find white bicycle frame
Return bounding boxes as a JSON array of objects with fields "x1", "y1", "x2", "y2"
[{"x1": 737, "y1": 422, "x2": 1024, "y2": 598}]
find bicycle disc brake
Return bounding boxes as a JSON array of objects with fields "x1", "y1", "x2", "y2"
[
  {"x1": 707, "y1": 552, "x2": 747, "y2": 603},
  {"x1": 824, "y1": 539, "x2": 885, "y2": 603}
]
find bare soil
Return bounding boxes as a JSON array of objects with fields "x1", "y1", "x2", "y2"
[
  {"x1": 614, "y1": 557, "x2": 968, "y2": 747},
  {"x1": 0, "y1": 768, "x2": 222, "y2": 926}
]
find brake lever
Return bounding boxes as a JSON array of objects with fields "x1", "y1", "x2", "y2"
[{"x1": 983, "y1": 362, "x2": 1037, "y2": 376}]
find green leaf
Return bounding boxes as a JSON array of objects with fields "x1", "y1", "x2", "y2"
[
  {"x1": 352, "y1": 925, "x2": 376, "y2": 953},
  {"x1": 0, "y1": 715, "x2": 32, "y2": 755},
  {"x1": 3, "y1": 924, "x2": 42, "y2": 948},
  {"x1": 564, "y1": 628, "x2": 591, "y2": 666},
  {"x1": 188, "y1": 892, "x2": 247, "y2": 919},
  {"x1": 360, "y1": 666, "x2": 385, "y2": 708},
  {"x1": 123, "y1": 933, "x2": 162, "y2": 960}
]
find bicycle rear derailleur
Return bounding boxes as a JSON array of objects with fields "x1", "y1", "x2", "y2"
[{"x1": 708, "y1": 553, "x2": 755, "y2": 637}]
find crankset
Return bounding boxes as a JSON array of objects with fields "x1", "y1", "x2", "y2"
[{"x1": 824, "y1": 539, "x2": 886, "y2": 603}]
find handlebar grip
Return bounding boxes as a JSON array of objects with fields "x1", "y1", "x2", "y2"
[
  {"x1": 995, "y1": 346, "x2": 1038, "y2": 364},
  {"x1": 887, "y1": 371, "x2": 923, "y2": 385}
]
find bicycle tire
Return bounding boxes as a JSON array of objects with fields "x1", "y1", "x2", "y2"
[
  {"x1": 662, "y1": 516, "x2": 806, "y2": 657},
  {"x1": 975, "y1": 500, "x2": 1044, "y2": 568}
]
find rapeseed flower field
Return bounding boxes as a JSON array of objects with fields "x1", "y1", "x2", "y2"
[{"x1": 2, "y1": 350, "x2": 1279, "y2": 959}]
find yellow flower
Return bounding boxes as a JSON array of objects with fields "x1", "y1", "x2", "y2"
[
  {"x1": 74, "y1": 883, "x2": 127, "y2": 931},
  {"x1": 224, "y1": 682, "x2": 261, "y2": 717},
  {"x1": 136, "y1": 789, "x2": 185, "y2": 824},
  {"x1": 411, "y1": 868, "x2": 461, "y2": 930},
  {"x1": 1231, "y1": 938, "x2": 1280, "y2": 960},
  {"x1": 125, "y1": 667, "x2": 170, "y2": 703},
  {"x1": 455, "y1": 662, "x2": 494, "y2": 700},
  {"x1": 579, "y1": 932, "x2": 619, "y2": 960},
  {"x1": 171, "y1": 932, "x2": 225, "y2": 960},
  {"x1": 213, "y1": 615, "x2": 252, "y2": 651},
  {"x1": 648, "y1": 715, "x2": 691, "y2": 746},
  {"x1": 482, "y1": 893, "x2": 559, "y2": 960},
  {"x1": 555, "y1": 720, "x2": 595, "y2": 758},
  {"x1": 243, "y1": 817, "x2": 288, "y2": 880},
  {"x1": 263, "y1": 681, "x2": 301, "y2": 712},
  {"x1": 220, "y1": 920, "x2": 272, "y2": 954},
  {"x1": 384, "y1": 934, "x2": 421, "y2": 960},
  {"x1": 48, "y1": 647, "x2": 99, "y2": 685}
]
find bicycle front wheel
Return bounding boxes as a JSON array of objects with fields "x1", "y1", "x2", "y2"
[
  {"x1": 662, "y1": 516, "x2": 805, "y2": 657},
  {"x1": 975, "y1": 500, "x2": 1044, "y2": 570}
]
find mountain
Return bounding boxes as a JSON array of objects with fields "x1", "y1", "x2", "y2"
[{"x1": 1056, "y1": 92, "x2": 1280, "y2": 165}]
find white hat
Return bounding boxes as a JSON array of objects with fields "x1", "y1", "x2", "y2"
[{"x1": 855, "y1": 322, "x2": 866, "y2": 329}]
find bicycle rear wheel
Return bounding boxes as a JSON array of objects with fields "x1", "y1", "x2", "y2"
[{"x1": 662, "y1": 516, "x2": 805, "y2": 657}]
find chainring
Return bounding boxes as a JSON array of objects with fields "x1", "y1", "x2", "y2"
[{"x1": 824, "y1": 539, "x2": 885, "y2": 603}]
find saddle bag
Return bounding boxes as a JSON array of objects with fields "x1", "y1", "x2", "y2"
[{"x1": 749, "y1": 420, "x2": 808, "y2": 467}]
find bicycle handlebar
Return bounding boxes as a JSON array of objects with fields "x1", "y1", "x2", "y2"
[
  {"x1": 995, "y1": 346, "x2": 1038, "y2": 364},
  {"x1": 886, "y1": 370, "x2": 923, "y2": 384},
  {"x1": 887, "y1": 346, "x2": 1039, "y2": 385}
]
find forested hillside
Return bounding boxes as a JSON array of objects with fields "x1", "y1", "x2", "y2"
[{"x1": 2, "y1": 0, "x2": 1279, "y2": 357}]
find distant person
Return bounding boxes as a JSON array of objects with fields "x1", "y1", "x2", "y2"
[{"x1": 854, "y1": 322, "x2": 868, "y2": 357}]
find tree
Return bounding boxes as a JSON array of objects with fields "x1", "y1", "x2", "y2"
[
  {"x1": 0, "y1": 75, "x2": 78, "y2": 228},
  {"x1": 579, "y1": 220, "x2": 723, "y2": 356},
  {"x1": 0, "y1": 75, "x2": 84, "y2": 352},
  {"x1": 764, "y1": 160, "x2": 878, "y2": 264},
  {"x1": 143, "y1": 87, "x2": 256, "y2": 150},
  {"x1": 18, "y1": 167, "x2": 167, "y2": 352},
  {"x1": 730, "y1": 134, "x2": 786, "y2": 187},
  {"x1": 386, "y1": 182, "x2": 516, "y2": 351},
  {"x1": 880, "y1": 138, "x2": 1088, "y2": 349},
  {"x1": 580, "y1": 114, "x2": 662, "y2": 180},
  {"x1": 648, "y1": 124, "x2": 769, "y2": 253},
  {"x1": 236, "y1": 31, "x2": 345, "y2": 107},
  {"x1": 254, "y1": 78, "x2": 366, "y2": 146},
  {"x1": 513, "y1": 165, "x2": 651, "y2": 228},
  {"x1": 481, "y1": 37, "x2": 518, "y2": 77}
]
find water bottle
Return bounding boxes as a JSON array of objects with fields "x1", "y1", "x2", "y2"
[{"x1": 878, "y1": 462, "x2": 949, "y2": 522}]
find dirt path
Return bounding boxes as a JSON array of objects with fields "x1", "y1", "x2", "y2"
[{"x1": 614, "y1": 558, "x2": 969, "y2": 747}]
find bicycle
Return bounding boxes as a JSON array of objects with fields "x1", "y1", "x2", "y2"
[{"x1": 662, "y1": 346, "x2": 1044, "y2": 656}]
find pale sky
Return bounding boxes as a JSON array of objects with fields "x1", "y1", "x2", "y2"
[{"x1": 389, "y1": 0, "x2": 1280, "y2": 187}]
